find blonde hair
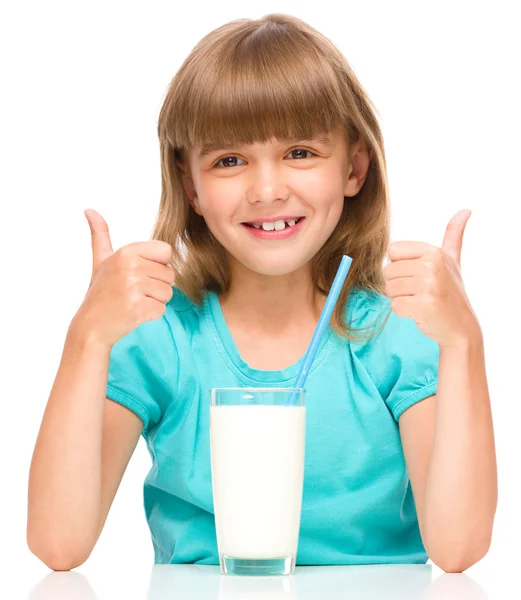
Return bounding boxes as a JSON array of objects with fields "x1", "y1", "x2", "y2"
[{"x1": 154, "y1": 13, "x2": 392, "y2": 342}]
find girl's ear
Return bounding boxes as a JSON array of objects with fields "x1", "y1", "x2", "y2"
[
  {"x1": 343, "y1": 141, "x2": 372, "y2": 198},
  {"x1": 176, "y1": 160, "x2": 202, "y2": 215}
]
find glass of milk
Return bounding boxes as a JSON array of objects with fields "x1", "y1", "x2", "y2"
[{"x1": 210, "y1": 387, "x2": 306, "y2": 576}]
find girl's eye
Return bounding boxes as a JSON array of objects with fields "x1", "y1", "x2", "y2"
[
  {"x1": 214, "y1": 156, "x2": 246, "y2": 168},
  {"x1": 212, "y1": 148, "x2": 316, "y2": 168}
]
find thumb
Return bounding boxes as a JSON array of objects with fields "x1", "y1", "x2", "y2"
[
  {"x1": 441, "y1": 209, "x2": 471, "y2": 267},
  {"x1": 84, "y1": 209, "x2": 114, "y2": 275}
]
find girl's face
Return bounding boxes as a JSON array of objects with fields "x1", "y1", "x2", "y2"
[{"x1": 178, "y1": 124, "x2": 369, "y2": 277}]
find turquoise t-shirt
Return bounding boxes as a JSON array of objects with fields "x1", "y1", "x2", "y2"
[{"x1": 106, "y1": 285, "x2": 439, "y2": 565}]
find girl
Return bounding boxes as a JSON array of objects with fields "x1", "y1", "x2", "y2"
[{"x1": 27, "y1": 13, "x2": 497, "y2": 573}]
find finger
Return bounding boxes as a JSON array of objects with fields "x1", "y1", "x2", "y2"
[
  {"x1": 385, "y1": 276, "x2": 424, "y2": 298},
  {"x1": 84, "y1": 209, "x2": 114, "y2": 274},
  {"x1": 441, "y1": 209, "x2": 471, "y2": 267},
  {"x1": 387, "y1": 241, "x2": 433, "y2": 262},
  {"x1": 126, "y1": 240, "x2": 174, "y2": 266},
  {"x1": 389, "y1": 295, "x2": 416, "y2": 320},
  {"x1": 384, "y1": 258, "x2": 424, "y2": 280},
  {"x1": 142, "y1": 277, "x2": 174, "y2": 304},
  {"x1": 143, "y1": 261, "x2": 176, "y2": 285},
  {"x1": 140, "y1": 296, "x2": 167, "y2": 322}
]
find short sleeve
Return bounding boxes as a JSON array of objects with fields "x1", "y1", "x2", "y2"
[
  {"x1": 382, "y1": 313, "x2": 439, "y2": 421},
  {"x1": 106, "y1": 315, "x2": 179, "y2": 437},
  {"x1": 351, "y1": 291, "x2": 439, "y2": 422}
]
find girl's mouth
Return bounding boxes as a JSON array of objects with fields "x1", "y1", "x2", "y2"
[{"x1": 241, "y1": 217, "x2": 306, "y2": 240}]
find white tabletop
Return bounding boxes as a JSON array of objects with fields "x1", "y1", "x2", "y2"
[{"x1": 19, "y1": 562, "x2": 501, "y2": 600}]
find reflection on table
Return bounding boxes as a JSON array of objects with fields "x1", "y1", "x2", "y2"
[{"x1": 27, "y1": 563, "x2": 490, "y2": 600}]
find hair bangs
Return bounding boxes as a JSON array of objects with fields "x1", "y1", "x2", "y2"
[{"x1": 166, "y1": 23, "x2": 348, "y2": 153}]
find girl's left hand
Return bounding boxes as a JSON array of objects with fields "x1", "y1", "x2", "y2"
[{"x1": 383, "y1": 209, "x2": 482, "y2": 348}]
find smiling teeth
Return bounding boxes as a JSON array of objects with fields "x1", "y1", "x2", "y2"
[{"x1": 253, "y1": 219, "x2": 298, "y2": 231}]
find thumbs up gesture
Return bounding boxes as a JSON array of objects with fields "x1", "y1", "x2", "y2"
[
  {"x1": 74, "y1": 209, "x2": 176, "y2": 348},
  {"x1": 86, "y1": 208, "x2": 116, "y2": 285},
  {"x1": 383, "y1": 209, "x2": 482, "y2": 348}
]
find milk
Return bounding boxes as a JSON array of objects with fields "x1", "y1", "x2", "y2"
[{"x1": 210, "y1": 404, "x2": 306, "y2": 559}]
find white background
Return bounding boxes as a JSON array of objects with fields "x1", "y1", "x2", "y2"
[{"x1": 1, "y1": 1, "x2": 519, "y2": 598}]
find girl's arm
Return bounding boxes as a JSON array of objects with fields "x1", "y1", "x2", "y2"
[
  {"x1": 27, "y1": 319, "x2": 143, "y2": 571},
  {"x1": 385, "y1": 210, "x2": 497, "y2": 572},
  {"x1": 399, "y1": 327, "x2": 498, "y2": 572},
  {"x1": 28, "y1": 210, "x2": 175, "y2": 570}
]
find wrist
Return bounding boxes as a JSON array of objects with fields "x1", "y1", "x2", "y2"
[
  {"x1": 67, "y1": 313, "x2": 113, "y2": 353},
  {"x1": 440, "y1": 322, "x2": 484, "y2": 352}
]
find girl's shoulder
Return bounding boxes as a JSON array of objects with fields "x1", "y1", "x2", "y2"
[
  {"x1": 166, "y1": 286, "x2": 206, "y2": 323},
  {"x1": 346, "y1": 286, "x2": 439, "y2": 421},
  {"x1": 163, "y1": 286, "x2": 216, "y2": 341},
  {"x1": 168, "y1": 285, "x2": 201, "y2": 312},
  {"x1": 346, "y1": 285, "x2": 437, "y2": 352},
  {"x1": 347, "y1": 284, "x2": 439, "y2": 375},
  {"x1": 347, "y1": 285, "x2": 391, "y2": 329}
]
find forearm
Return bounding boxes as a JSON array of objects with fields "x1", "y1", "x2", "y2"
[
  {"x1": 423, "y1": 328, "x2": 498, "y2": 567},
  {"x1": 27, "y1": 318, "x2": 112, "y2": 567}
]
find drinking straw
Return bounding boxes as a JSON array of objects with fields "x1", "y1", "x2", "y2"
[{"x1": 289, "y1": 255, "x2": 353, "y2": 404}]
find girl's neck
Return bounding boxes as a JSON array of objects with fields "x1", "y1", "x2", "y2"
[{"x1": 219, "y1": 272, "x2": 326, "y2": 337}]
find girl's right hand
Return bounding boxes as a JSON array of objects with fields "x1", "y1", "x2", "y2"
[{"x1": 72, "y1": 209, "x2": 176, "y2": 348}]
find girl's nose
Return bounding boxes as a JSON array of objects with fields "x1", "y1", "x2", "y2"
[{"x1": 247, "y1": 165, "x2": 291, "y2": 205}]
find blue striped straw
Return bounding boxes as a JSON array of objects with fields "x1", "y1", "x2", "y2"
[{"x1": 289, "y1": 255, "x2": 353, "y2": 404}]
